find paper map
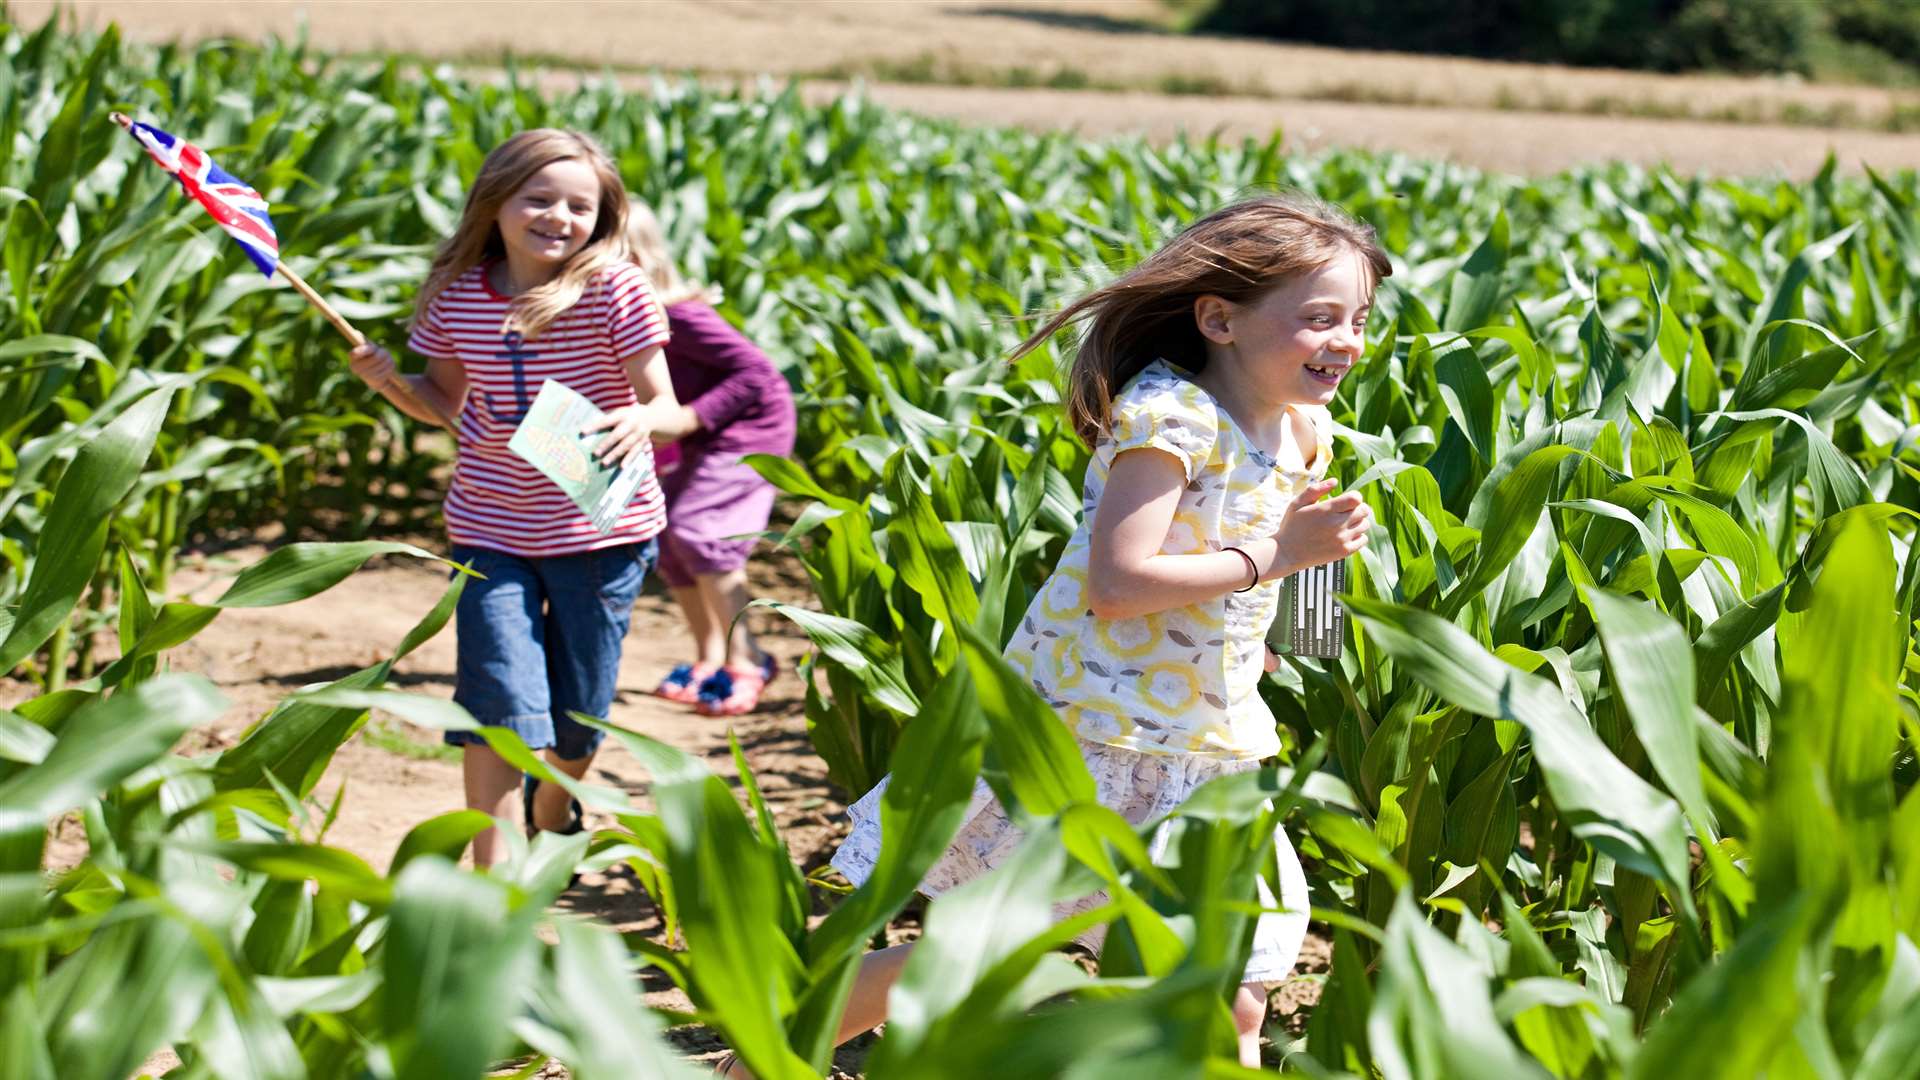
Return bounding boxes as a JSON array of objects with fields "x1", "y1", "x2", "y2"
[{"x1": 507, "y1": 379, "x2": 653, "y2": 534}]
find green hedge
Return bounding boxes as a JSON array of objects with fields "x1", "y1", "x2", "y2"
[
  {"x1": 1830, "y1": 0, "x2": 1920, "y2": 66},
  {"x1": 1188, "y1": 0, "x2": 1819, "y2": 74}
]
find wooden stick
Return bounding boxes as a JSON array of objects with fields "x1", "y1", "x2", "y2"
[
  {"x1": 111, "y1": 111, "x2": 456, "y2": 431},
  {"x1": 275, "y1": 258, "x2": 365, "y2": 346}
]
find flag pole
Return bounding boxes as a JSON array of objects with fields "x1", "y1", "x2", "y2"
[{"x1": 110, "y1": 111, "x2": 456, "y2": 430}]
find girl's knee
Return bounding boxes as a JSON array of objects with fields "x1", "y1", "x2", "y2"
[{"x1": 1232, "y1": 984, "x2": 1268, "y2": 1035}]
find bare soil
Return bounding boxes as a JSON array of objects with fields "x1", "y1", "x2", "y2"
[
  {"x1": 20, "y1": 0, "x2": 1920, "y2": 176},
  {"x1": 791, "y1": 79, "x2": 1920, "y2": 178},
  {"x1": 8, "y1": 527, "x2": 1329, "y2": 1077}
]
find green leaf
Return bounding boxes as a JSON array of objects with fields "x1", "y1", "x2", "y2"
[
  {"x1": 215, "y1": 663, "x2": 384, "y2": 797},
  {"x1": 1347, "y1": 596, "x2": 1692, "y2": 899},
  {"x1": 1772, "y1": 511, "x2": 1901, "y2": 940},
  {"x1": 742, "y1": 453, "x2": 859, "y2": 511},
  {"x1": 589, "y1": 724, "x2": 812, "y2": 1080},
  {"x1": 186, "y1": 841, "x2": 391, "y2": 904},
  {"x1": 1743, "y1": 223, "x2": 1858, "y2": 364},
  {"x1": 533, "y1": 920, "x2": 708, "y2": 1080},
  {"x1": 382, "y1": 859, "x2": 537, "y2": 1080},
  {"x1": 253, "y1": 972, "x2": 379, "y2": 1017},
  {"x1": 1630, "y1": 899, "x2": 1815, "y2": 1080},
  {"x1": 242, "y1": 879, "x2": 313, "y2": 978},
  {"x1": 289, "y1": 688, "x2": 478, "y2": 735},
  {"x1": 870, "y1": 820, "x2": 1081, "y2": 1070},
  {"x1": 1371, "y1": 891, "x2": 1551, "y2": 1079},
  {"x1": 0, "y1": 386, "x2": 175, "y2": 674},
  {"x1": 806, "y1": 665, "x2": 985, "y2": 968},
  {"x1": 0, "y1": 675, "x2": 222, "y2": 835},
  {"x1": 0, "y1": 983, "x2": 57, "y2": 1080},
  {"x1": 213, "y1": 540, "x2": 450, "y2": 608},
  {"x1": 215, "y1": 571, "x2": 467, "y2": 795},
  {"x1": 1449, "y1": 444, "x2": 1581, "y2": 615},
  {"x1": 390, "y1": 810, "x2": 494, "y2": 876},
  {"x1": 1441, "y1": 748, "x2": 1519, "y2": 872},
  {"x1": 1443, "y1": 210, "x2": 1509, "y2": 333},
  {"x1": 1637, "y1": 483, "x2": 1759, "y2": 594},
  {"x1": 886, "y1": 455, "x2": 981, "y2": 632},
  {"x1": 112, "y1": 549, "x2": 158, "y2": 686},
  {"x1": 1710, "y1": 408, "x2": 1868, "y2": 516},
  {"x1": 1694, "y1": 583, "x2": 1784, "y2": 694},
  {"x1": 1434, "y1": 340, "x2": 1496, "y2": 464},
  {"x1": 958, "y1": 622, "x2": 1095, "y2": 818},
  {"x1": 0, "y1": 710, "x2": 54, "y2": 766},
  {"x1": 1856, "y1": 961, "x2": 1920, "y2": 1080},
  {"x1": 0, "y1": 334, "x2": 108, "y2": 369},
  {"x1": 750, "y1": 600, "x2": 918, "y2": 715},
  {"x1": 1584, "y1": 589, "x2": 1716, "y2": 834}
]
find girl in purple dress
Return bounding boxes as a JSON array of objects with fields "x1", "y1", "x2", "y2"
[{"x1": 628, "y1": 200, "x2": 797, "y2": 715}]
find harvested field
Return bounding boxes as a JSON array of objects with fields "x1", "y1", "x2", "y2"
[
  {"x1": 20, "y1": 0, "x2": 1920, "y2": 176},
  {"x1": 790, "y1": 79, "x2": 1920, "y2": 177}
]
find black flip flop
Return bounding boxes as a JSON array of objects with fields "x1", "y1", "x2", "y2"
[
  {"x1": 520, "y1": 771, "x2": 584, "y2": 836},
  {"x1": 521, "y1": 773, "x2": 585, "y2": 888}
]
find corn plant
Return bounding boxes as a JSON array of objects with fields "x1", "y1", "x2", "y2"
[
  {"x1": 0, "y1": 380, "x2": 723, "y2": 1077},
  {"x1": 7, "y1": 7, "x2": 1920, "y2": 1076}
]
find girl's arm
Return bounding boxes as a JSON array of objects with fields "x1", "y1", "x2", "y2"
[
  {"x1": 669, "y1": 305, "x2": 783, "y2": 436},
  {"x1": 584, "y1": 345, "x2": 698, "y2": 464},
  {"x1": 1086, "y1": 448, "x2": 1370, "y2": 621},
  {"x1": 349, "y1": 344, "x2": 466, "y2": 427}
]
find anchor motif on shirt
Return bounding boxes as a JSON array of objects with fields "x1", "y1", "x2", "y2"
[{"x1": 482, "y1": 331, "x2": 538, "y2": 424}]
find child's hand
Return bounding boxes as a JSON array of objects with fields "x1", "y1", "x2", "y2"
[
  {"x1": 1274, "y1": 478, "x2": 1373, "y2": 571},
  {"x1": 582, "y1": 404, "x2": 653, "y2": 466},
  {"x1": 348, "y1": 343, "x2": 397, "y2": 388}
]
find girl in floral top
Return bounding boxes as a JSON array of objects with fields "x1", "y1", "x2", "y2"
[{"x1": 722, "y1": 194, "x2": 1386, "y2": 1076}]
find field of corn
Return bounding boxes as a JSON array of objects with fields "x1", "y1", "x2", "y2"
[{"x1": 3, "y1": 10, "x2": 1920, "y2": 1079}]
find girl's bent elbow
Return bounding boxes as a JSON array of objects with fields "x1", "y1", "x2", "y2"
[{"x1": 1085, "y1": 583, "x2": 1133, "y2": 621}]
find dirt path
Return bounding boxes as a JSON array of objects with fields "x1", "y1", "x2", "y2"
[
  {"x1": 23, "y1": 0, "x2": 1920, "y2": 176},
  {"x1": 150, "y1": 538, "x2": 836, "y2": 882}
]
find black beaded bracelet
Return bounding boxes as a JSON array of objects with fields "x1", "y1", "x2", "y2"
[{"x1": 1224, "y1": 545, "x2": 1259, "y2": 593}]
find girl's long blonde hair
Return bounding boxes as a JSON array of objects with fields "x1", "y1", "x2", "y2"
[
  {"x1": 413, "y1": 129, "x2": 632, "y2": 339},
  {"x1": 625, "y1": 196, "x2": 720, "y2": 307},
  {"x1": 1011, "y1": 192, "x2": 1393, "y2": 446}
]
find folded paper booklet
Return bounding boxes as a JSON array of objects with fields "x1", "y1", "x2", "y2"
[
  {"x1": 1267, "y1": 558, "x2": 1347, "y2": 660},
  {"x1": 507, "y1": 379, "x2": 653, "y2": 534}
]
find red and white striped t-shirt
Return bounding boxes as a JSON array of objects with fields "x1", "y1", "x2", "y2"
[{"x1": 408, "y1": 261, "x2": 671, "y2": 557}]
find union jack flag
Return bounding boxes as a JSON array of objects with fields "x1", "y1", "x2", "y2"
[{"x1": 120, "y1": 118, "x2": 280, "y2": 278}]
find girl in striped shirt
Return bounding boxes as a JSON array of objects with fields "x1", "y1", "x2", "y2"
[{"x1": 348, "y1": 129, "x2": 696, "y2": 868}]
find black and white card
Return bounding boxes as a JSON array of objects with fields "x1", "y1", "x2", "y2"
[{"x1": 1267, "y1": 558, "x2": 1347, "y2": 659}]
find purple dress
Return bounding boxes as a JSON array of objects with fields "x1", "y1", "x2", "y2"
[{"x1": 654, "y1": 301, "x2": 797, "y2": 586}]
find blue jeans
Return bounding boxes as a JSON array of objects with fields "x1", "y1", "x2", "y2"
[{"x1": 447, "y1": 540, "x2": 656, "y2": 759}]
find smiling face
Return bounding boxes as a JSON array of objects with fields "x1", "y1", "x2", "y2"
[
  {"x1": 1198, "y1": 249, "x2": 1373, "y2": 410},
  {"x1": 494, "y1": 158, "x2": 603, "y2": 286}
]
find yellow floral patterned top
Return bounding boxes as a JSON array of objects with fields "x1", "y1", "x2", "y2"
[{"x1": 1004, "y1": 360, "x2": 1333, "y2": 760}]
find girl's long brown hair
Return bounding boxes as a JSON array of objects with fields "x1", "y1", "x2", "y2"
[
  {"x1": 1011, "y1": 192, "x2": 1393, "y2": 446},
  {"x1": 413, "y1": 129, "x2": 632, "y2": 339}
]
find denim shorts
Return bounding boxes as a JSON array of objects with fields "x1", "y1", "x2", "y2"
[{"x1": 447, "y1": 540, "x2": 656, "y2": 759}]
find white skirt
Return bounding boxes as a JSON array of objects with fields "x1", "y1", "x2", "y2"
[{"x1": 830, "y1": 734, "x2": 1311, "y2": 985}]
